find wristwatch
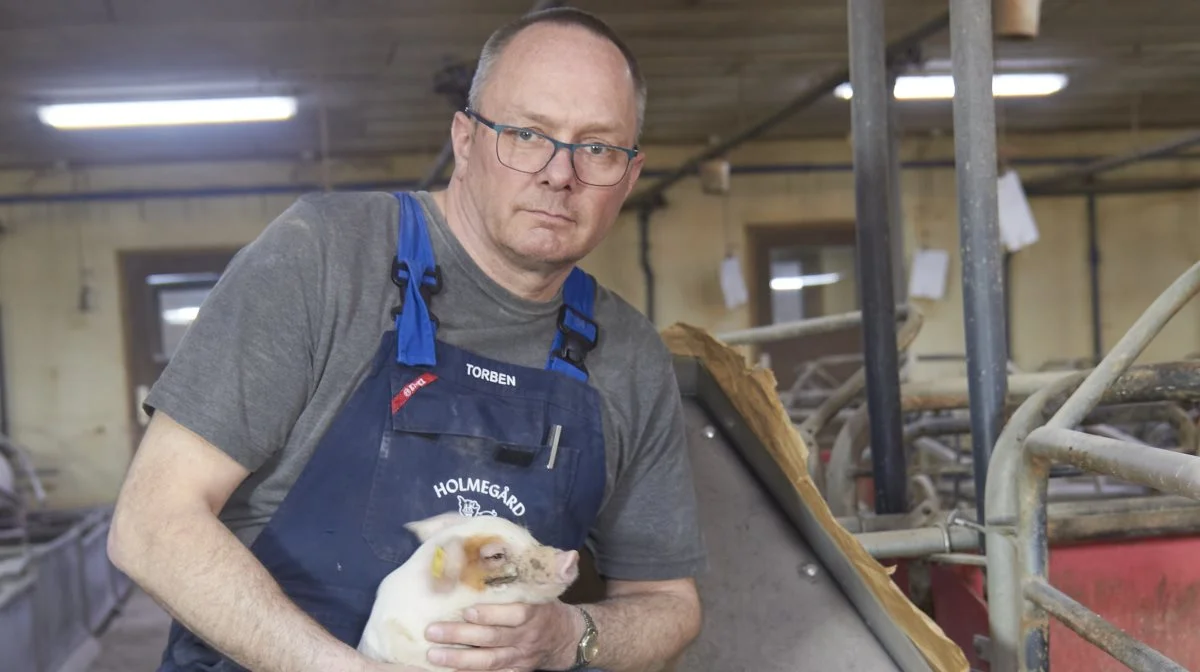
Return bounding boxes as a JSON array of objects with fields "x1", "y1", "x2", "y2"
[{"x1": 568, "y1": 606, "x2": 599, "y2": 670}]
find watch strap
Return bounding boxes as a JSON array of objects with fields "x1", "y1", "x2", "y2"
[{"x1": 568, "y1": 606, "x2": 597, "y2": 670}]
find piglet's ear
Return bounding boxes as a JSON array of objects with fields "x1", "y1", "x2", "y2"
[
  {"x1": 404, "y1": 512, "x2": 469, "y2": 543},
  {"x1": 429, "y1": 539, "x2": 466, "y2": 594}
]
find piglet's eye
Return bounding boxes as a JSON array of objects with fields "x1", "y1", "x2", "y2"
[{"x1": 486, "y1": 551, "x2": 506, "y2": 561}]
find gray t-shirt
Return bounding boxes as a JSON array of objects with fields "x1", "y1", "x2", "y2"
[{"x1": 144, "y1": 190, "x2": 706, "y2": 581}]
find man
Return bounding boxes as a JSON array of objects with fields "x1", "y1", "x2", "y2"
[{"x1": 109, "y1": 7, "x2": 706, "y2": 672}]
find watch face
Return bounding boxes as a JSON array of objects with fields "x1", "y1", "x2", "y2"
[{"x1": 583, "y1": 637, "x2": 600, "y2": 661}]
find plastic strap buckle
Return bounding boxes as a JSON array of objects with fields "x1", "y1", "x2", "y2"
[
  {"x1": 390, "y1": 259, "x2": 443, "y2": 325},
  {"x1": 554, "y1": 303, "x2": 599, "y2": 369}
]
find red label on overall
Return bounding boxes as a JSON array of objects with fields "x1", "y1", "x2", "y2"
[{"x1": 391, "y1": 373, "x2": 438, "y2": 414}]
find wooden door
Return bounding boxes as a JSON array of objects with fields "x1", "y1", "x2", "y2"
[{"x1": 119, "y1": 248, "x2": 241, "y2": 452}]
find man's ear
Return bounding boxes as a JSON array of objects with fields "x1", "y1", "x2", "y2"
[
  {"x1": 428, "y1": 539, "x2": 467, "y2": 594},
  {"x1": 449, "y1": 111, "x2": 475, "y2": 178},
  {"x1": 404, "y1": 512, "x2": 469, "y2": 543},
  {"x1": 623, "y1": 150, "x2": 646, "y2": 197}
]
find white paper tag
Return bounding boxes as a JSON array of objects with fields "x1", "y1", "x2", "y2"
[
  {"x1": 997, "y1": 170, "x2": 1040, "y2": 252},
  {"x1": 719, "y1": 255, "x2": 749, "y2": 310},
  {"x1": 909, "y1": 248, "x2": 950, "y2": 301}
]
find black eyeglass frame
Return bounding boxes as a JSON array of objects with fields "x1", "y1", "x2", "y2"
[{"x1": 463, "y1": 107, "x2": 639, "y2": 187}]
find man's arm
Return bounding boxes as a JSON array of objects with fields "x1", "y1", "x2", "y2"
[
  {"x1": 576, "y1": 577, "x2": 701, "y2": 671},
  {"x1": 108, "y1": 412, "x2": 409, "y2": 672}
]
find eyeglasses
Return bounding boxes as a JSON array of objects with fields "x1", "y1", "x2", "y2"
[{"x1": 464, "y1": 108, "x2": 638, "y2": 188}]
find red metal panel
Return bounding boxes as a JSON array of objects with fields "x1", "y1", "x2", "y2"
[
  {"x1": 929, "y1": 564, "x2": 991, "y2": 671},
  {"x1": 889, "y1": 536, "x2": 1200, "y2": 671},
  {"x1": 1047, "y1": 536, "x2": 1200, "y2": 671}
]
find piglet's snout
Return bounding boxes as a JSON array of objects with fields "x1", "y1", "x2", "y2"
[{"x1": 520, "y1": 547, "x2": 579, "y2": 586}]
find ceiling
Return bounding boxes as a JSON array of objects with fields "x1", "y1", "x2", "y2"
[{"x1": 0, "y1": 0, "x2": 1198, "y2": 170}]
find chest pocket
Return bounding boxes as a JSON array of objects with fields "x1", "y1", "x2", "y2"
[{"x1": 361, "y1": 365, "x2": 591, "y2": 563}]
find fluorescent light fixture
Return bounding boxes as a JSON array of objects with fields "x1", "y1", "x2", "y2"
[
  {"x1": 833, "y1": 73, "x2": 1067, "y2": 101},
  {"x1": 162, "y1": 306, "x2": 200, "y2": 326},
  {"x1": 770, "y1": 272, "x2": 842, "y2": 291},
  {"x1": 37, "y1": 96, "x2": 298, "y2": 130}
]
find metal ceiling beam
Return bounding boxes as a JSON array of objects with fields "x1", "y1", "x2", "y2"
[
  {"x1": 621, "y1": 10, "x2": 950, "y2": 213},
  {"x1": 1021, "y1": 130, "x2": 1200, "y2": 193},
  {"x1": 416, "y1": 0, "x2": 565, "y2": 191}
]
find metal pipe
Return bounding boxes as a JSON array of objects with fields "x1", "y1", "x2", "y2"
[
  {"x1": 886, "y1": 68, "x2": 907, "y2": 304},
  {"x1": 1086, "y1": 189, "x2": 1102, "y2": 362},
  {"x1": 1023, "y1": 579, "x2": 1187, "y2": 672},
  {"x1": 0, "y1": 434, "x2": 46, "y2": 506},
  {"x1": 1023, "y1": 130, "x2": 1200, "y2": 193},
  {"x1": 1048, "y1": 261, "x2": 1200, "y2": 430},
  {"x1": 899, "y1": 371, "x2": 1068, "y2": 412},
  {"x1": 848, "y1": 0, "x2": 905, "y2": 515},
  {"x1": 855, "y1": 525, "x2": 981, "y2": 558},
  {"x1": 985, "y1": 361, "x2": 1200, "y2": 672},
  {"x1": 716, "y1": 306, "x2": 908, "y2": 346},
  {"x1": 0, "y1": 306, "x2": 7, "y2": 437},
  {"x1": 621, "y1": 11, "x2": 951, "y2": 213},
  {"x1": 1083, "y1": 402, "x2": 1198, "y2": 454},
  {"x1": 903, "y1": 415, "x2": 972, "y2": 442},
  {"x1": 1027, "y1": 427, "x2": 1200, "y2": 498},
  {"x1": 855, "y1": 495, "x2": 1200, "y2": 558},
  {"x1": 826, "y1": 404, "x2": 871, "y2": 516},
  {"x1": 1004, "y1": 251, "x2": 1014, "y2": 358},
  {"x1": 950, "y1": 0, "x2": 1008, "y2": 527},
  {"x1": 913, "y1": 437, "x2": 959, "y2": 462},
  {"x1": 1026, "y1": 176, "x2": 1200, "y2": 197},
  {"x1": 1017, "y1": 446, "x2": 1052, "y2": 671},
  {"x1": 638, "y1": 207, "x2": 655, "y2": 324},
  {"x1": 928, "y1": 552, "x2": 987, "y2": 567},
  {"x1": 798, "y1": 305, "x2": 923, "y2": 447}
]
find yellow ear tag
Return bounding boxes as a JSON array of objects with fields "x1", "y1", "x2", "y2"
[{"x1": 431, "y1": 546, "x2": 446, "y2": 579}]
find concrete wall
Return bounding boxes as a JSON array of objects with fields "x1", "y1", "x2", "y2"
[{"x1": 1, "y1": 131, "x2": 1198, "y2": 508}]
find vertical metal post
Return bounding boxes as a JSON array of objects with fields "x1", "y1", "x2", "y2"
[
  {"x1": 950, "y1": 0, "x2": 1008, "y2": 525},
  {"x1": 1003, "y1": 251, "x2": 1014, "y2": 358},
  {"x1": 887, "y1": 70, "x2": 908, "y2": 304},
  {"x1": 0, "y1": 306, "x2": 7, "y2": 437},
  {"x1": 1086, "y1": 188, "x2": 1102, "y2": 363},
  {"x1": 1017, "y1": 450, "x2": 1052, "y2": 671},
  {"x1": 848, "y1": 0, "x2": 906, "y2": 514},
  {"x1": 638, "y1": 207, "x2": 656, "y2": 324}
]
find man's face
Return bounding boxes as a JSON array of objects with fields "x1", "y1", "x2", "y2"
[{"x1": 450, "y1": 23, "x2": 644, "y2": 272}]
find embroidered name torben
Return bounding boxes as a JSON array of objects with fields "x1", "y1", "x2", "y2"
[{"x1": 466, "y1": 363, "x2": 517, "y2": 387}]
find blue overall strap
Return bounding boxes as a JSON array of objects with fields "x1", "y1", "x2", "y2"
[
  {"x1": 392, "y1": 192, "x2": 441, "y2": 367},
  {"x1": 546, "y1": 267, "x2": 599, "y2": 382}
]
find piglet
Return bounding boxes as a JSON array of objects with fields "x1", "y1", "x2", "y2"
[{"x1": 357, "y1": 512, "x2": 580, "y2": 671}]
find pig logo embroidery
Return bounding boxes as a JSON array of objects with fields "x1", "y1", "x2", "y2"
[{"x1": 457, "y1": 495, "x2": 497, "y2": 518}]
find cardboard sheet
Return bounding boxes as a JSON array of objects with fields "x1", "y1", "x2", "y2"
[{"x1": 662, "y1": 323, "x2": 970, "y2": 672}]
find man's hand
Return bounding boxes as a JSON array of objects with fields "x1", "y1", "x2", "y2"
[{"x1": 424, "y1": 601, "x2": 581, "y2": 671}]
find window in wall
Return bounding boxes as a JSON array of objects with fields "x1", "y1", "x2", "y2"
[
  {"x1": 766, "y1": 243, "x2": 859, "y2": 324},
  {"x1": 147, "y1": 272, "x2": 221, "y2": 364},
  {"x1": 748, "y1": 223, "x2": 861, "y2": 393}
]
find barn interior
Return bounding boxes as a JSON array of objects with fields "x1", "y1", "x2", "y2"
[{"x1": 2, "y1": 1, "x2": 1200, "y2": 671}]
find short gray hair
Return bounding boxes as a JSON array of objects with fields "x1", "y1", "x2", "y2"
[{"x1": 467, "y1": 7, "x2": 647, "y2": 142}]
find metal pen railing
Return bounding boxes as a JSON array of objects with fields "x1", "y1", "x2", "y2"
[{"x1": 1010, "y1": 260, "x2": 1200, "y2": 671}]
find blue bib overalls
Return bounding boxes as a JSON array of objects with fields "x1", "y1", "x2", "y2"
[{"x1": 158, "y1": 192, "x2": 608, "y2": 671}]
